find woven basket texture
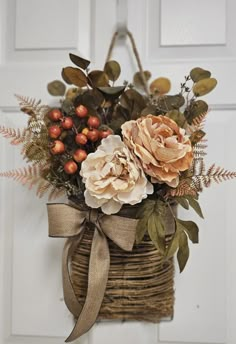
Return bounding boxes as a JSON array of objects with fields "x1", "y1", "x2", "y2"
[{"x1": 71, "y1": 206, "x2": 175, "y2": 322}]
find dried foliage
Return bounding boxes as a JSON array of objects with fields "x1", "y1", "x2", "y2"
[
  {"x1": 1, "y1": 55, "x2": 235, "y2": 273},
  {"x1": 193, "y1": 141, "x2": 208, "y2": 161},
  {"x1": 0, "y1": 125, "x2": 30, "y2": 145},
  {"x1": 0, "y1": 164, "x2": 44, "y2": 189},
  {"x1": 191, "y1": 163, "x2": 236, "y2": 192},
  {"x1": 15, "y1": 94, "x2": 49, "y2": 118},
  {"x1": 168, "y1": 180, "x2": 198, "y2": 197}
]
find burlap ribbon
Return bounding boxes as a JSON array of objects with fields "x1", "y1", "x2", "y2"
[{"x1": 47, "y1": 203, "x2": 138, "y2": 342}]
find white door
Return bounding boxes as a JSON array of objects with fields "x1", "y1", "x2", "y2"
[{"x1": 1, "y1": 1, "x2": 236, "y2": 343}]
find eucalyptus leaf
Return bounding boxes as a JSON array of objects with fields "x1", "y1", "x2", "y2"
[
  {"x1": 88, "y1": 70, "x2": 109, "y2": 87},
  {"x1": 47, "y1": 80, "x2": 66, "y2": 96},
  {"x1": 193, "y1": 78, "x2": 217, "y2": 97},
  {"x1": 98, "y1": 86, "x2": 126, "y2": 99},
  {"x1": 176, "y1": 219, "x2": 199, "y2": 244},
  {"x1": 61, "y1": 68, "x2": 72, "y2": 84},
  {"x1": 157, "y1": 94, "x2": 185, "y2": 113},
  {"x1": 133, "y1": 71, "x2": 151, "y2": 89},
  {"x1": 150, "y1": 77, "x2": 171, "y2": 94},
  {"x1": 104, "y1": 60, "x2": 121, "y2": 82},
  {"x1": 120, "y1": 89, "x2": 146, "y2": 116},
  {"x1": 69, "y1": 53, "x2": 90, "y2": 69},
  {"x1": 74, "y1": 89, "x2": 104, "y2": 109},
  {"x1": 62, "y1": 67, "x2": 87, "y2": 87},
  {"x1": 190, "y1": 67, "x2": 211, "y2": 83},
  {"x1": 177, "y1": 231, "x2": 189, "y2": 272},
  {"x1": 166, "y1": 110, "x2": 186, "y2": 127},
  {"x1": 141, "y1": 105, "x2": 158, "y2": 116}
]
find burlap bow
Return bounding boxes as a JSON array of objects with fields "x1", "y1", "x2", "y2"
[{"x1": 47, "y1": 203, "x2": 138, "y2": 342}]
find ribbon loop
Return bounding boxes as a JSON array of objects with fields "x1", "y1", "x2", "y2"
[
  {"x1": 47, "y1": 203, "x2": 138, "y2": 342},
  {"x1": 85, "y1": 208, "x2": 101, "y2": 225}
]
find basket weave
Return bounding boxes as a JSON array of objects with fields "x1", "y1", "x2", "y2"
[{"x1": 70, "y1": 206, "x2": 175, "y2": 322}]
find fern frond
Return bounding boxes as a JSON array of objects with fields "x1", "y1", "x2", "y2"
[
  {"x1": 193, "y1": 142, "x2": 208, "y2": 160},
  {"x1": 168, "y1": 179, "x2": 198, "y2": 197},
  {"x1": 191, "y1": 164, "x2": 236, "y2": 192},
  {"x1": 192, "y1": 111, "x2": 208, "y2": 129},
  {"x1": 1, "y1": 165, "x2": 65, "y2": 201},
  {"x1": 187, "y1": 111, "x2": 209, "y2": 134},
  {"x1": 15, "y1": 94, "x2": 50, "y2": 121},
  {"x1": 0, "y1": 165, "x2": 43, "y2": 189},
  {"x1": 0, "y1": 125, "x2": 31, "y2": 145},
  {"x1": 15, "y1": 94, "x2": 41, "y2": 111}
]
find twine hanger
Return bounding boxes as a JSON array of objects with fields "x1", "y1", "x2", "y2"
[{"x1": 104, "y1": 3, "x2": 149, "y2": 96}]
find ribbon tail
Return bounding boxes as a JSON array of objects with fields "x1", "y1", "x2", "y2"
[
  {"x1": 65, "y1": 226, "x2": 110, "y2": 342},
  {"x1": 63, "y1": 235, "x2": 84, "y2": 317}
]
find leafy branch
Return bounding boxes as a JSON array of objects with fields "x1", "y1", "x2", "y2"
[
  {"x1": 136, "y1": 199, "x2": 168, "y2": 254},
  {"x1": 165, "y1": 218, "x2": 199, "y2": 272}
]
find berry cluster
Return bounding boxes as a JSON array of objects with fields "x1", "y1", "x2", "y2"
[{"x1": 47, "y1": 105, "x2": 113, "y2": 175}]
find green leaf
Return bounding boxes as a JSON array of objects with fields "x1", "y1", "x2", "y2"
[
  {"x1": 176, "y1": 197, "x2": 189, "y2": 210},
  {"x1": 193, "y1": 78, "x2": 217, "y2": 97},
  {"x1": 176, "y1": 219, "x2": 199, "y2": 244},
  {"x1": 61, "y1": 67, "x2": 87, "y2": 87},
  {"x1": 185, "y1": 196, "x2": 204, "y2": 219},
  {"x1": 177, "y1": 231, "x2": 190, "y2": 272},
  {"x1": 69, "y1": 53, "x2": 90, "y2": 69},
  {"x1": 190, "y1": 67, "x2": 211, "y2": 83},
  {"x1": 104, "y1": 60, "x2": 121, "y2": 82},
  {"x1": 136, "y1": 199, "x2": 155, "y2": 218},
  {"x1": 136, "y1": 217, "x2": 148, "y2": 244},
  {"x1": 166, "y1": 230, "x2": 180, "y2": 259},
  {"x1": 47, "y1": 80, "x2": 66, "y2": 96},
  {"x1": 148, "y1": 213, "x2": 165, "y2": 254}
]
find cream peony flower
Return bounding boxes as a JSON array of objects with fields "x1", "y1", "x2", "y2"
[
  {"x1": 80, "y1": 135, "x2": 153, "y2": 215},
  {"x1": 121, "y1": 115, "x2": 193, "y2": 187}
]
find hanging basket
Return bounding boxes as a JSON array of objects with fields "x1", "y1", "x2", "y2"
[{"x1": 70, "y1": 204, "x2": 176, "y2": 322}]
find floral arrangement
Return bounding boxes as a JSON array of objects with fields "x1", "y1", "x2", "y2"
[{"x1": 1, "y1": 53, "x2": 236, "y2": 273}]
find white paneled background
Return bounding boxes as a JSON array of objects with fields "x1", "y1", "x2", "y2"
[{"x1": 1, "y1": 1, "x2": 236, "y2": 344}]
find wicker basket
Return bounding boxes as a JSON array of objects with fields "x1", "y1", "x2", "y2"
[{"x1": 70, "y1": 206, "x2": 175, "y2": 322}]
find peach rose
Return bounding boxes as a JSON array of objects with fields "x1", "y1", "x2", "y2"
[
  {"x1": 121, "y1": 115, "x2": 193, "y2": 187},
  {"x1": 80, "y1": 135, "x2": 153, "y2": 215}
]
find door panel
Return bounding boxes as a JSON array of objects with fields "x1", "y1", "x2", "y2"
[{"x1": 1, "y1": 1, "x2": 236, "y2": 344}]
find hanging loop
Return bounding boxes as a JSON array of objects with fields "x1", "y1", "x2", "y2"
[{"x1": 105, "y1": 30, "x2": 149, "y2": 96}]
